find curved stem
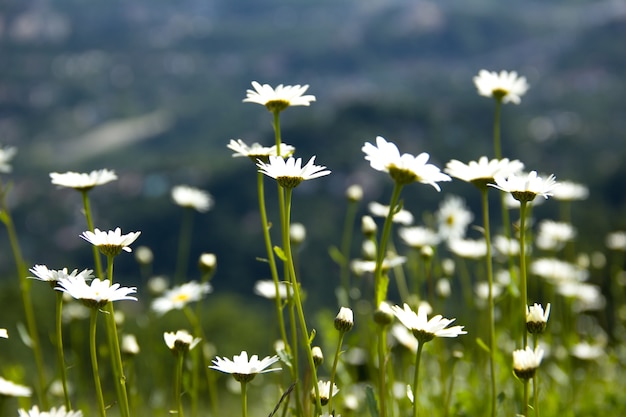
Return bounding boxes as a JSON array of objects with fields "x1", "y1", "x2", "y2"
[
  {"x1": 481, "y1": 188, "x2": 497, "y2": 417},
  {"x1": 328, "y1": 331, "x2": 345, "y2": 413},
  {"x1": 56, "y1": 292, "x2": 72, "y2": 409},
  {"x1": 90, "y1": 309, "x2": 107, "y2": 417},
  {"x1": 412, "y1": 342, "x2": 425, "y2": 417},
  {"x1": 519, "y1": 201, "x2": 529, "y2": 347}
]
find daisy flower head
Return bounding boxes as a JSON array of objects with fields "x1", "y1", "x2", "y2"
[
  {"x1": 606, "y1": 231, "x2": 626, "y2": 251},
  {"x1": 314, "y1": 380, "x2": 339, "y2": 406},
  {"x1": 473, "y1": 69, "x2": 529, "y2": 104},
  {"x1": 490, "y1": 171, "x2": 558, "y2": 202},
  {"x1": 448, "y1": 238, "x2": 488, "y2": 259},
  {"x1": 171, "y1": 185, "x2": 213, "y2": 213},
  {"x1": 227, "y1": 139, "x2": 295, "y2": 163},
  {"x1": 243, "y1": 81, "x2": 315, "y2": 112},
  {"x1": 368, "y1": 201, "x2": 414, "y2": 225},
  {"x1": 0, "y1": 328, "x2": 7, "y2": 339},
  {"x1": 0, "y1": 377, "x2": 32, "y2": 397},
  {"x1": 398, "y1": 226, "x2": 441, "y2": 249},
  {"x1": 55, "y1": 277, "x2": 137, "y2": 309},
  {"x1": 362, "y1": 136, "x2": 451, "y2": 189},
  {"x1": 254, "y1": 280, "x2": 289, "y2": 300},
  {"x1": 18, "y1": 406, "x2": 83, "y2": 417},
  {"x1": 334, "y1": 307, "x2": 354, "y2": 333},
  {"x1": 151, "y1": 281, "x2": 212, "y2": 315},
  {"x1": 80, "y1": 227, "x2": 141, "y2": 257},
  {"x1": 210, "y1": 350, "x2": 281, "y2": 383},
  {"x1": 445, "y1": 156, "x2": 524, "y2": 188},
  {"x1": 121, "y1": 334, "x2": 140, "y2": 356},
  {"x1": 0, "y1": 145, "x2": 17, "y2": 173},
  {"x1": 164, "y1": 330, "x2": 201, "y2": 354},
  {"x1": 551, "y1": 180, "x2": 589, "y2": 201},
  {"x1": 436, "y1": 195, "x2": 474, "y2": 241},
  {"x1": 29, "y1": 265, "x2": 94, "y2": 288},
  {"x1": 257, "y1": 155, "x2": 331, "y2": 188},
  {"x1": 391, "y1": 303, "x2": 467, "y2": 344},
  {"x1": 512, "y1": 346, "x2": 544, "y2": 380},
  {"x1": 351, "y1": 255, "x2": 406, "y2": 276},
  {"x1": 49, "y1": 169, "x2": 117, "y2": 191},
  {"x1": 536, "y1": 220, "x2": 576, "y2": 251},
  {"x1": 526, "y1": 303, "x2": 551, "y2": 334}
]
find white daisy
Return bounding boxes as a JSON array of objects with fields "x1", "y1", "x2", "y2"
[
  {"x1": 121, "y1": 334, "x2": 140, "y2": 356},
  {"x1": 18, "y1": 405, "x2": 83, "y2": 417},
  {"x1": 227, "y1": 139, "x2": 295, "y2": 162},
  {"x1": 473, "y1": 70, "x2": 529, "y2": 104},
  {"x1": 80, "y1": 227, "x2": 141, "y2": 257},
  {"x1": 243, "y1": 81, "x2": 316, "y2": 112},
  {"x1": 151, "y1": 281, "x2": 212, "y2": 315},
  {"x1": 530, "y1": 258, "x2": 588, "y2": 284},
  {"x1": 362, "y1": 136, "x2": 451, "y2": 189},
  {"x1": 314, "y1": 380, "x2": 339, "y2": 405},
  {"x1": 551, "y1": 180, "x2": 589, "y2": 201},
  {"x1": 0, "y1": 377, "x2": 32, "y2": 397},
  {"x1": 368, "y1": 201, "x2": 414, "y2": 225},
  {"x1": 0, "y1": 145, "x2": 17, "y2": 173},
  {"x1": 571, "y1": 341, "x2": 605, "y2": 360},
  {"x1": 391, "y1": 303, "x2": 467, "y2": 343},
  {"x1": 29, "y1": 265, "x2": 94, "y2": 287},
  {"x1": 210, "y1": 350, "x2": 281, "y2": 382},
  {"x1": 256, "y1": 155, "x2": 331, "y2": 188},
  {"x1": 0, "y1": 328, "x2": 7, "y2": 339},
  {"x1": 512, "y1": 346, "x2": 543, "y2": 380},
  {"x1": 526, "y1": 303, "x2": 551, "y2": 334},
  {"x1": 493, "y1": 235, "x2": 520, "y2": 257},
  {"x1": 436, "y1": 195, "x2": 474, "y2": 241},
  {"x1": 164, "y1": 330, "x2": 201, "y2": 353},
  {"x1": 171, "y1": 185, "x2": 213, "y2": 213},
  {"x1": 49, "y1": 169, "x2": 117, "y2": 191},
  {"x1": 536, "y1": 220, "x2": 576, "y2": 251},
  {"x1": 445, "y1": 156, "x2": 524, "y2": 187},
  {"x1": 448, "y1": 238, "x2": 487, "y2": 259},
  {"x1": 350, "y1": 255, "x2": 407, "y2": 276},
  {"x1": 606, "y1": 231, "x2": 626, "y2": 251},
  {"x1": 490, "y1": 171, "x2": 558, "y2": 202},
  {"x1": 398, "y1": 226, "x2": 441, "y2": 249},
  {"x1": 253, "y1": 280, "x2": 289, "y2": 300},
  {"x1": 55, "y1": 277, "x2": 137, "y2": 308}
]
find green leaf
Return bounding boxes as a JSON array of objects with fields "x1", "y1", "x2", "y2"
[
  {"x1": 308, "y1": 328, "x2": 316, "y2": 344},
  {"x1": 328, "y1": 245, "x2": 345, "y2": 265},
  {"x1": 365, "y1": 385, "x2": 380, "y2": 417},
  {"x1": 476, "y1": 337, "x2": 491, "y2": 353},
  {"x1": 274, "y1": 246, "x2": 287, "y2": 262}
]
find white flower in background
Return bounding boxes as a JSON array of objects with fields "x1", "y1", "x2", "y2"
[
  {"x1": 368, "y1": 201, "x2": 414, "y2": 225},
  {"x1": 55, "y1": 277, "x2": 137, "y2": 308},
  {"x1": 210, "y1": 351, "x2": 281, "y2": 382},
  {"x1": 490, "y1": 171, "x2": 558, "y2": 202},
  {"x1": 314, "y1": 380, "x2": 339, "y2": 406},
  {"x1": 0, "y1": 377, "x2": 32, "y2": 397},
  {"x1": 436, "y1": 195, "x2": 474, "y2": 241},
  {"x1": 512, "y1": 346, "x2": 544, "y2": 380},
  {"x1": 253, "y1": 280, "x2": 289, "y2": 300},
  {"x1": 227, "y1": 139, "x2": 295, "y2": 162},
  {"x1": 530, "y1": 258, "x2": 588, "y2": 284},
  {"x1": 29, "y1": 265, "x2": 94, "y2": 287},
  {"x1": 436, "y1": 278, "x2": 451, "y2": 298},
  {"x1": 351, "y1": 255, "x2": 407, "y2": 276},
  {"x1": 146, "y1": 275, "x2": 169, "y2": 295},
  {"x1": 121, "y1": 334, "x2": 140, "y2": 356},
  {"x1": 164, "y1": 330, "x2": 201, "y2": 353},
  {"x1": 473, "y1": 70, "x2": 529, "y2": 104},
  {"x1": 0, "y1": 328, "x2": 7, "y2": 338},
  {"x1": 493, "y1": 235, "x2": 520, "y2": 257},
  {"x1": 290, "y1": 222, "x2": 307, "y2": 245},
  {"x1": 257, "y1": 156, "x2": 331, "y2": 188},
  {"x1": 526, "y1": 303, "x2": 551, "y2": 334},
  {"x1": 18, "y1": 406, "x2": 83, "y2": 417},
  {"x1": 398, "y1": 226, "x2": 441, "y2": 249},
  {"x1": 606, "y1": 231, "x2": 626, "y2": 251},
  {"x1": 551, "y1": 180, "x2": 589, "y2": 201},
  {"x1": 49, "y1": 169, "x2": 117, "y2": 191},
  {"x1": 80, "y1": 227, "x2": 141, "y2": 257},
  {"x1": 243, "y1": 81, "x2": 316, "y2": 112},
  {"x1": 475, "y1": 281, "x2": 503, "y2": 303},
  {"x1": 199, "y1": 252, "x2": 217, "y2": 274},
  {"x1": 445, "y1": 156, "x2": 524, "y2": 187},
  {"x1": 536, "y1": 220, "x2": 576, "y2": 251},
  {"x1": 448, "y1": 238, "x2": 487, "y2": 259},
  {"x1": 151, "y1": 281, "x2": 212, "y2": 315},
  {"x1": 557, "y1": 282, "x2": 605, "y2": 312},
  {"x1": 391, "y1": 303, "x2": 467, "y2": 343},
  {"x1": 571, "y1": 341, "x2": 605, "y2": 360},
  {"x1": 134, "y1": 246, "x2": 154, "y2": 265},
  {"x1": 390, "y1": 323, "x2": 418, "y2": 352},
  {"x1": 171, "y1": 185, "x2": 213, "y2": 213},
  {"x1": 0, "y1": 145, "x2": 17, "y2": 173},
  {"x1": 361, "y1": 215, "x2": 377, "y2": 237},
  {"x1": 346, "y1": 184, "x2": 364, "y2": 202},
  {"x1": 362, "y1": 136, "x2": 451, "y2": 188}
]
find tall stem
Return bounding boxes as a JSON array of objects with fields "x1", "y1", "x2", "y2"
[
  {"x1": 175, "y1": 352, "x2": 185, "y2": 417},
  {"x1": 283, "y1": 188, "x2": 322, "y2": 416},
  {"x1": 493, "y1": 98, "x2": 503, "y2": 159},
  {"x1": 377, "y1": 327, "x2": 389, "y2": 417},
  {"x1": 56, "y1": 292, "x2": 72, "y2": 409},
  {"x1": 481, "y1": 187, "x2": 497, "y2": 417},
  {"x1": 104, "y1": 256, "x2": 131, "y2": 417},
  {"x1": 81, "y1": 191, "x2": 104, "y2": 279},
  {"x1": 412, "y1": 342, "x2": 425, "y2": 417},
  {"x1": 175, "y1": 208, "x2": 194, "y2": 283},
  {"x1": 0, "y1": 182, "x2": 48, "y2": 407},
  {"x1": 241, "y1": 381, "x2": 248, "y2": 417},
  {"x1": 328, "y1": 331, "x2": 345, "y2": 413},
  {"x1": 90, "y1": 309, "x2": 107, "y2": 417},
  {"x1": 519, "y1": 201, "x2": 529, "y2": 347}
]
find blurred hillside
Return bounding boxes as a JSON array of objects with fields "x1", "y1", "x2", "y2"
[{"x1": 1, "y1": 0, "x2": 625, "y2": 304}]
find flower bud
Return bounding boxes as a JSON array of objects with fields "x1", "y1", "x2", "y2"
[
  {"x1": 199, "y1": 253, "x2": 217, "y2": 275},
  {"x1": 334, "y1": 307, "x2": 354, "y2": 332},
  {"x1": 346, "y1": 184, "x2": 363, "y2": 202},
  {"x1": 373, "y1": 301, "x2": 394, "y2": 326},
  {"x1": 290, "y1": 223, "x2": 307, "y2": 245},
  {"x1": 312, "y1": 346, "x2": 324, "y2": 367},
  {"x1": 361, "y1": 215, "x2": 377, "y2": 237}
]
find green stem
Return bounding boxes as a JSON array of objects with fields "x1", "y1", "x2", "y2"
[
  {"x1": 56, "y1": 292, "x2": 72, "y2": 409},
  {"x1": 519, "y1": 201, "x2": 529, "y2": 348},
  {"x1": 241, "y1": 381, "x2": 248, "y2": 417},
  {"x1": 104, "y1": 256, "x2": 131, "y2": 417},
  {"x1": 0, "y1": 182, "x2": 48, "y2": 407},
  {"x1": 378, "y1": 326, "x2": 389, "y2": 417},
  {"x1": 81, "y1": 191, "x2": 104, "y2": 279},
  {"x1": 338, "y1": 200, "x2": 359, "y2": 307},
  {"x1": 481, "y1": 188, "x2": 497, "y2": 417},
  {"x1": 328, "y1": 331, "x2": 345, "y2": 413},
  {"x1": 283, "y1": 188, "x2": 322, "y2": 416},
  {"x1": 493, "y1": 98, "x2": 502, "y2": 159},
  {"x1": 412, "y1": 342, "x2": 425, "y2": 417},
  {"x1": 523, "y1": 379, "x2": 529, "y2": 417},
  {"x1": 175, "y1": 208, "x2": 194, "y2": 283},
  {"x1": 90, "y1": 308, "x2": 107, "y2": 417},
  {"x1": 183, "y1": 306, "x2": 202, "y2": 417},
  {"x1": 175, "y1": 351, "x2": 185, "y2": 417}
]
